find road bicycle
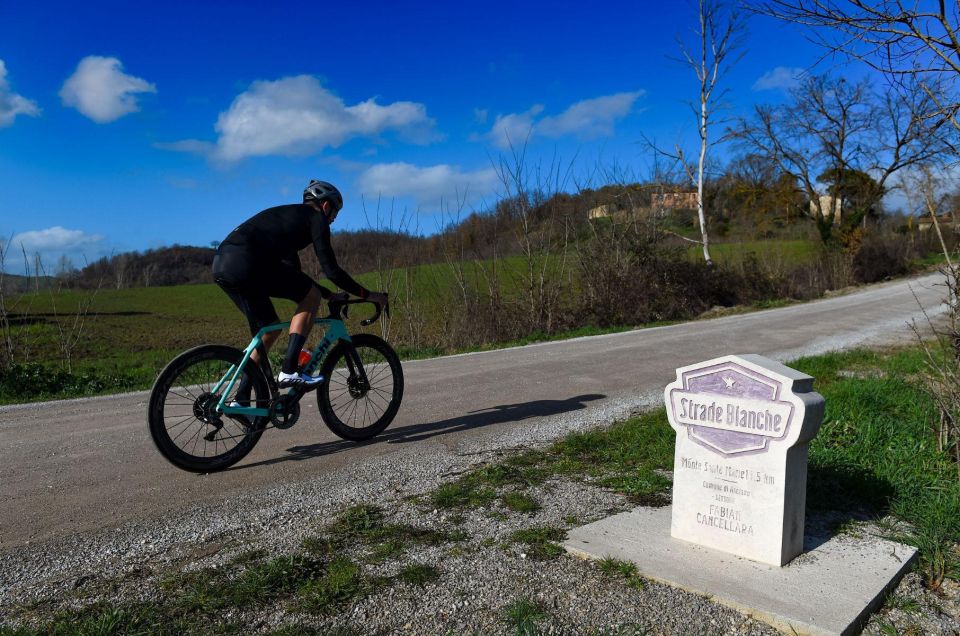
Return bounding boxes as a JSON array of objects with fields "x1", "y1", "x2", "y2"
[{"x1": 148, "y1": 296, "x2": 403, "y2": 472}]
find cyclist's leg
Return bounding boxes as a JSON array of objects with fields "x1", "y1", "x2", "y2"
[
  {"x1": 220, "y1": 290, "x2": 280, "y2": 402},
  {"x1": 270, "y1": 270, "x2": 325, "y2": 375},
  {"x1": 214, "y1": 257, "x2": 282, "y2": 401}
]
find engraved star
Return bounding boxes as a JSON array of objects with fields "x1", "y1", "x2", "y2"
[{"x1": 722, "y1": 376, "x2": 737, "y2": 389}]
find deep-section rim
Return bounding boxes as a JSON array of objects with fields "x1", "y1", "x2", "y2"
[
  {"x1": 317, "y1": 333, "x2": 403, "y2": 441},
  {"x1": 148, "y1": 344, "x2": 268, "y2": 472}
]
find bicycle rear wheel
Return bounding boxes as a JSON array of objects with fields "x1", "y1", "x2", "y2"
[
  {"x1": 148, "y1": 344, "x2": 269, "y2": 472},
  {"x1": 317, "y1": 333, "x2": 403, "y2": 441}
]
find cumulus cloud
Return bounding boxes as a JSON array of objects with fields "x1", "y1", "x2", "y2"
[
  {"x1": 165, "y1": 75, "x2": 439, "y2": 162},
  {"x1": 4, "y1": 226, "x2": 105, "y2": 272},
  {"x1": 753, "y1": 66, "x2": 806, "y2": 92},
  {"x1": 11, "y1": 226, "x2": 104, "y2": 252},
  {"x1": 486, "y1": 91, "x2": 643, "y2": 149},
  {"x1": 60, "y1": 56, "x2": 156, "y2": 123},
  {"x1": 0, "y1": 60, "x2": 40, "y2": 127},
  {"x1": 489, "y1": 105, "x2": 543, "y2": 150},
  {"x1": 356, "y1": 162, "x2": 498, "y2": 206},
  {"x1": 538, "y1": 92, "x2": 643, "y2": 138}
]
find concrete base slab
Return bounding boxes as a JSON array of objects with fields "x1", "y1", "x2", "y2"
[{"x1": 563, "y1": 506, "x2": 917, "y2": 636}]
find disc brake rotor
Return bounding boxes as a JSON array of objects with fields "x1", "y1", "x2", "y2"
[
  {"x1": 193, "y1": 392, "x2": 222, "y2": 424},
  {"x1": 347, "y1": 375, "x2": 370, "y2": 399}
]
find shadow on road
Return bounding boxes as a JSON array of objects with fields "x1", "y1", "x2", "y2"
[{"x1": 229, "y1": 393, "x2": 606, "y2": 471}]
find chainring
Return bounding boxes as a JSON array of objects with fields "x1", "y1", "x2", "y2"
[{"x1": 269, "y1": 394, "x2": 301, "y2": 429}]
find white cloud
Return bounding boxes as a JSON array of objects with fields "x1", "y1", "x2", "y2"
[
  {"x1": 753, "y1": 66, "x2": 807, "y2": 92},
  {"x1": 489, "y1": 105, "x2": 542, "y2": 150},
  {"x1": 4, "y1": 226, "x2": 105, "y2": 272},
  {"x1": 356, "y1": 162, "x2": 498, "y2": 206},
  {"x1": 0, "y1": 60, "x2": 40, "y2": 127},
  {"x1": 166, "y1": 75, "x2": 439, "y2": 162},
  {"x1": 60, "y1": 56, "x2": 156, "y2": 123},
  {"x1": 538, "y1": 91, "x2": 643, "y2": 138},
  {"x1": 11, "y1": 226, "x2": 104, "y2": 253},
  {"x1": 486, "y1": 91, "x2": 643, "y2": 149}
]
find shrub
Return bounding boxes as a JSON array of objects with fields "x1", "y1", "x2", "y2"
[
  {"x1": 853, "y1": 234, "x2": 911, "y2": 283},
  {"x1": 0, "y1": 363, "x2": 139, "y2": 401}
]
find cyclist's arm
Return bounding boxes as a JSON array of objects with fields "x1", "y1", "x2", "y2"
[{"x1": 311, "y1": 217, "x2": 369, "y2": 299}]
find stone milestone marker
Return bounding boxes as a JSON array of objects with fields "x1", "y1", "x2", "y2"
[{"x1": 665, "y1": 354, "x2": 824, "y2": 566}]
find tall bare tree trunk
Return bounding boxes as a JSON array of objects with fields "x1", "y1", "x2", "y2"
[
  {"x1": 676, "y1": 0, "x2": 743, "y2": 265},
  {"x1": 698, "y1": 88, "x2": 711, "y2": 264}
]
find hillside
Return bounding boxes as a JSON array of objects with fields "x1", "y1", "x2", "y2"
[
  {"x1": 57, "y1": 181, "x2": 808, "y2": 290},
  {"x1": 69, "y1": 245, "x2": 217, "y2": 289},
  {"x1": 0, "y1": 272, "x2": 57, "y2": 294}
]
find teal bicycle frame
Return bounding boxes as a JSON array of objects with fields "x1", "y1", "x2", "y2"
[{"x1": 212, "y1": 317, "x2": 352, "y2": 418}]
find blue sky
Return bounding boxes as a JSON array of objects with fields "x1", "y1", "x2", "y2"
[{"x1": 0, "y1": 0, "x2": 845, "y2": 271}]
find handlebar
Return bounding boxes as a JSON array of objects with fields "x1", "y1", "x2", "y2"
[{"x1": 327, "y1": 294, "x2": 389, "y2": 326}]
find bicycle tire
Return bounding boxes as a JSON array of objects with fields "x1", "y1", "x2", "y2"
[
  {"x1": 317, "y1": 333, "x2": 403, "y2": 441},
  {"x1": 148, "y1": 344, "x2": 270, "y2": 472}
]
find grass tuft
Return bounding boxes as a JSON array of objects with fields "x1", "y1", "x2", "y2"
[
  {"x1": 502, "y1": 491, "x2": 541, "y2": 514},
  {"x1": 512, "y1": 527, "x2": 566, "y2": 560},
  {"x1": 430, "y1": 482, "x2": 497, "y2": 509},
  {"x1": 297, "y1": 557, "x2": 369, "y2": 614},
  {"x1": 597, "y1": 557, "x2": 646, "y2": 590},
  {"x1": 503, "y1": 598, "x2": 547, "y2": 635}
]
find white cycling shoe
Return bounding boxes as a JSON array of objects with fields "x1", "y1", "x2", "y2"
[{"x1": 277, "y1": 371, "x2": 325, "y2": 389}]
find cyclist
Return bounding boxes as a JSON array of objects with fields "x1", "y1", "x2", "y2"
[{"x1": 212, "y1": 179, "x2": 386, "y2": 402}]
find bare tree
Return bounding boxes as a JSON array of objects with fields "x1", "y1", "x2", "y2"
[
  {"x1": 674, "y1": 0, "x2": 747, "y2": 264},
  {"x1": 754, "y1": 2, "x2": 960, "y2": 78},
  {"x1": 0, "y1": 238, "x2": 17, "y2": 370},
  {"x1": 732, "y1": 74, "x2": 952, "y2": 245},
  {"x1": 752, "y1": 1, "x2": 960, "y2": 135},
  {"x1": 114, "y1": 253, "x2": 130, "y2": 290},
  {"x1": 906, "y1": 166, "x2": 960, "y2": 486},
  {"x1": 33, "y1": 255, "x2": 101, "y2": 373},
  {"x1": 494, "y1": 147, "x2": 574, "y2": 335}
]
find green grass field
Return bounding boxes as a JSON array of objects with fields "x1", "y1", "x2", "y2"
[
  {"x1": 691, "y1": 239, "x2": 821, "y2": 266},
  {"x1": 0, "y1": 235, "x2": 921, "y2": 404},
  {"x1": 0, "y1": 252, "x2": 574, "y2": 402}
]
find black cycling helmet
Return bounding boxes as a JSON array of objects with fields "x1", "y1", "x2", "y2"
[{"x1": 303, "y1": 179, "x2": 343, "y2": 211}]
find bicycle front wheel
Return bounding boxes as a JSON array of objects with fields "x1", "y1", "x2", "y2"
[
  {"x1": 148, "y1": 344, "x2": 269, "y2": 472},
  {"x1": 317, "y1": 333, "x2": 404, "y2": 441}
]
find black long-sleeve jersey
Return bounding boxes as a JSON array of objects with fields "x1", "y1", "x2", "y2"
[{"x1": 221, "y1": 204, "x2": 366, "y2": 297}]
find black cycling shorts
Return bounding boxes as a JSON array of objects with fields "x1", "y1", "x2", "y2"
[{"x1": 212, "y1": 246, "x2": 321, "y2": 335}]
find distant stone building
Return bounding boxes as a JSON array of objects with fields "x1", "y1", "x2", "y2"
[
  {"x1": 588, "y1": 204, "x2": 612, "y2": 220},
  {"x1": 651, "y1": 192, "x2": 698, "y2": 211},
  {"x1": 918, "y1": 213, "x2": 957, "y2": 232},
  {"x1": 809, "y1": 195, "x2": 842, "y2": 221}
]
